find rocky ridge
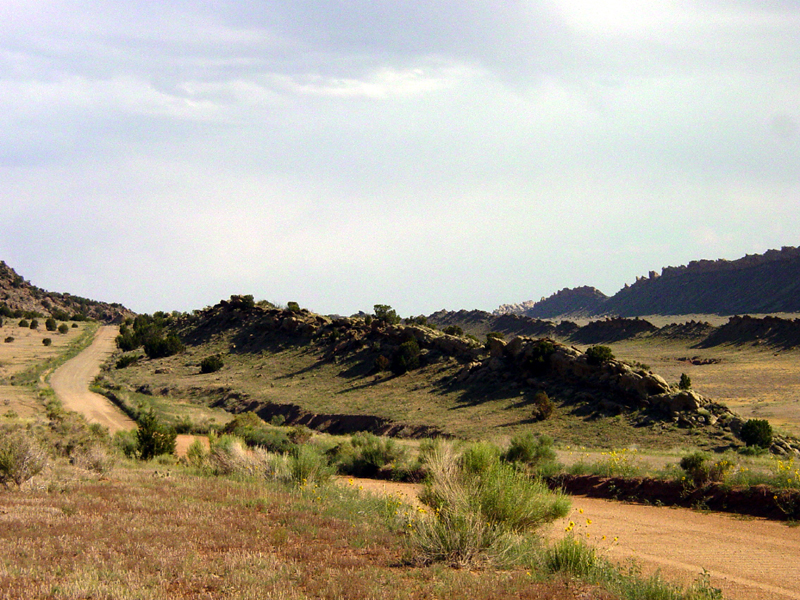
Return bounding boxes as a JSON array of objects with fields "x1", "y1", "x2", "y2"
[{"x1": 0, "y1": 260, "x2": 132, "y2": 323}]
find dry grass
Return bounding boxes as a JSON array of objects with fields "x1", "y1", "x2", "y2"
[{"x1": 0, "y1": 463, "x2": 610, "y2": 600}]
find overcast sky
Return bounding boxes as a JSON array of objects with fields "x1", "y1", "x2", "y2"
[{"x1": 1, "y1": 1, "x2": 798, "y2": 316}]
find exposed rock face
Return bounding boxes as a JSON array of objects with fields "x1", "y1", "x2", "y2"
[
  {"x1": 497, "y1": 245, "x2": 800, "y2": 318},
  {"x1": 0, "y1": 260, "x2": 133, "y2": 323}
]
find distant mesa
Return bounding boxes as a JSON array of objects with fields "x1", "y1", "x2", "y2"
[{"x1": 497, "y1": 245, "x2": 800, "y2": 318}]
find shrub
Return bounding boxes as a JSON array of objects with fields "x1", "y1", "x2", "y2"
[
  {"x1": 391, "y1": 339, "x2": 421, "y2": 375},
  {"x1": 136, "y1": 409, "x2": 177, "y2": 460},
  {"x1": 58, "y1": 323, "x2": 69, "y2": 334},
  {"x1": 29, "y1": 319, "x2": 39, "y2": 330},
  {"x1": 4, "y1": 337, "x2": 13, "y2": 343},
  {"x1": 544, "y1": 536, "x2": 600, "y2": 578},
  {"x1": 287, "y1": 425, "x2": 313, "y2": 445},
  {"x1": 585, "y1": 345, "x2": 614, "y2": 365},
  {"x1": 740, "y1": 419, "x2": 773, "y2": 448},
  {"x1": 144, "y1": 334, "x2": 184, "y2": 359},
  {"x1": 200, "y1": 355, "x2": 224, "y2": 374},
  {"x1": 461, "y1": 441, "x2": 501, "y2": 474},
  {"x1": 523, "y1": 341, "x2": 555, "y2": 375},
  {"x1": 336, "y1": 432, "x2": 405, "y2": 477},
  {"x1": 374, "y1": 354, "x2": 391, "y2": 372},
  {"x1": 530, "y1": 391, "x2": 554, "y2": 421},
  {"x1": 502, "y1": 432, "x2": 556, "y2": 466},
  {"x1": 115, "y1": 354, "x2": 139, "y2": 369},
  {"x1": 0, "y1": 431, "x2": 47, "y2": 488},
  {"x1": 412, "y1": 445, "x2": 570, "y2": 566},
  {"x1": 286, "y1": 301, "x2": 301, "y2": 313},
  {"x1": 18, "y1": 319, "x2": 29, "y2": 328},
  {"x1": 373, "y1": 304, "x2": 400, "y2": 325},
  {"x1": 679, "y1": 452, "x2": 733, "y2": 486},
  {"x1": 45, "y1": 317, "x2": 57, "y2": 331},
  {"x1": 442, "y1": 325, "x2": 463, "y2": 336},
  {"x1": 185, "y1": 439, "x2": 209, "y2": 467},
  {"x1": 290, "y1": 444, "x2": 335, "y2": 485},
  {"x1": 228, "y1": 295, "x2": 255, "y2": 310},
  {"x1": 679, "y1": 373, "x2": 692, "y2": 390},
  {"x1": 42, "y1": 338, "x2": 52, "y2": 346}
]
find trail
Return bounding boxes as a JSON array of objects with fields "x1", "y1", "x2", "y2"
[
  {"x1": 347, "y1": 478, "x2": 800, "y2": 600},
  {"x1": 50, "y1": 325, "x2": 136, "y2": 433}
]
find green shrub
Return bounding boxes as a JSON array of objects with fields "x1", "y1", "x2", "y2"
[
  {"x1": 115, "y1": 354, "x2": 139, "y2": 369},
  {"x1": 29, "y1": 319, "x2": 39, "y2": 330},
  {"x1": 679, "y1": 452, "x2": 733, "y2": 486},
  {"x1": 286, "y1": 301, "x2": 301, "y2": 313},
  {"x1": 523, "y1": 340, "x2": 555, "y2": 375},
  {"x1": 144, "y1": 334, "x2": 184, "y2": 359},
  {"x1": 45, "y1": 317, "x2": 57, "y2": 331},
  {"x1": 0, "y1": 431, "x2": 47, "y2": 488},
  {"x1": 3, "y1": 337, "x2": 13, "y2": 343},
  {"x1": 740, "y1": 419, "x2": 773, "y2": 448},
  {"x1": 585, "y1": 345, "x2": 614, "y2": 366},
  {"x1": 460, "y1": 441, "x2": 501, "y2": 474},
  {"x1": 336, "y1": 432, "x2": 405, "y2": 477},
  {"x1": 136, "y1": 409, "x2": 177, "y2": 460},
  {"x1": 530, "y1": 391, "x2": 554, "y2": 421},
  {"x1": 442, "y1": 325, "x2": 463, "y2": 336},
  {"x1": 287, "y1": 425, "x2": 313, "y2": 444},
  {"x1": 373, "y1": 304, "x2": 400, "y2": 325},
  {"x1": 58, "y1": 323, "x2": 69, "y2": 334},
  {"x1": 185, "y1": 439, "x2": 209, "y2": 467},
  {"x1": 42, "y1": 338, "x2": 52, "y2": 346},
  {"x1": 200, "y1": 355, "x2": 224, "y2": 374},
  {"x1": 291, "y1": 444, "x2": 335, "y2": 484},
  {"x1": 544, "y1": 536, "x2": 600, "y2": 578},
  {"x1": 502, "y1": 432, "x2": 556, "y2": 466},
  {"x1": 374, "y1": 354, "x2": 391, "y2": 372},
  {"x1": 18, "y1": 319, "x2": 29, "y2": 328},
  {"x1": 679, "y1": 373, "x2": 692, "y2": 390},
  {"x1": 391, "y1": 339, "x2": 421, "y2": 375}
]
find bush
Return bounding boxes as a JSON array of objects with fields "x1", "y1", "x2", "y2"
[
  {"x1": 585, "y1": 345, "x2": 614, "y2": 365},
  {"x1": 58, "y1": 323, "x2": 69, "y2": 334},
  {"x1": 442, "y1": 325, "x2": 463, "y2": 336},
  {"x1": 42, "y1": 338, "x2": 52, "y2": 346},
  {"x1": 286, "y1": 301, "x2": 301, "y2": 313},
  {"x1": 290, "y1": 444, "x2": 335, "y2": 484},
  {"x1": 185, "y1": 439, "x2": 209, "y2": 467},
  {"x1": 144, "y1": 334, "x2": 184, "y2": 359},
  {"x1": 29, "y1": 319, "x2": 39, "y2": 330},
  {"x1": 502, "y1": 432, "x2": 556, "y2": 466},
  {"x1": 18, "y1": 319, "x2": 29, "y2": 328},
  {"x1": 679, "y1": 373, "x2": 692, "y2": 390},
  {"x1": 679, "y1": 452, "x2": 733, "y2": 486},
  {"x1": 115, "y1": 354, "x2": 139, "y2": 369},
  {"x1": 523, "y1": 341, "x2": 555, "y2": 375},
  {"x1": 136, "y1": 409, "x2": 177, "y2": 460},
  {"x1": 391, "y1": 339, "x2": 421, "y2": 375},
  {"x1": 45, "y1": 317, "x2": 57, "y2": 331},
  {"x1": 0, "y1": 431, "x2": 47, "y2": 488},
  {"x1": 4, "y1": 337, "x2": 14, "y2": 343},
  {"x1": 373, "y1": 304, "x2": 400, "y2": 325},
  {"x1": 530, "y1": 391, "x2": 554, "y2": 421},
  {"x1": 374, "y1": 354, "x2": 391, "y2": 372},
  {"x1": 335, "y1": 432, "x2": 406, "y2": 477},
  {"x1": 740, "y1": 419, "x2": 773, "y2": 448},
  {"x1": 460, "y1": 441, "x2": 501, "y2": 474},
  {"x1": 200, "y1": 355, "x2": 224, "y2": 374}
]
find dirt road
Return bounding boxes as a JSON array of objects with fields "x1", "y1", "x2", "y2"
[
  {"x1": 50, "y1": 325, "x2": 136, "y2": 433},
  {"x1": 346, "y1": 478, "x2": 800, "y2": 600}
]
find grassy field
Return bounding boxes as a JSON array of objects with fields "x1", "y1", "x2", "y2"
[{"x1": 0, "y1": 321, "x2": 97, "y2": 420}]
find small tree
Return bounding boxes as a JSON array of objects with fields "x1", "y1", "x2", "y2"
[
  {"x1": 136, "y1": 409, "x2": 177, "y2": 460},
  {"x1": 740, "y1": 419, "x2": 773, "y2": 449},
  {"x1": 18, "y1": 319, "x2": 29, "y2": 328},
  {"x1": 29, "y1": 319, "x2": 39, "y2": 330},
  {"x1": 286, "y1": 301, "x2": 301, "y2": 313},
  {"x1": 679, "y1": 373, "x2": 692, "y2": 390},
  {"x1": 373, "y1": 304, "x2": 400, "y2": 325},
  {"x1": 42, "y1": 338, "x2": 52, "y2": 346},
  {"x1": 45, "y1": 317, "x2": 57, "y2": 331},
  {"x1": 585, "y1": 345, "x2": 614, "y2": 366},
  {"x1": 58, "y1": 323, "x2": 69, "y2": 334},
  {"x1": 391, "y1": 339, "x2": 421, "y2": 375},
  {"x1": 200, "y1": 355, "x2": 224, "y2": 374}
]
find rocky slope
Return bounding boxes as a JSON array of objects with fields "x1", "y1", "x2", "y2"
[
  {"x1": 0, "y1": 260, "x2": 132, "y2": 323},
  {"x1": 500, "y1": 245, "x2": 800, "y2": 318}
]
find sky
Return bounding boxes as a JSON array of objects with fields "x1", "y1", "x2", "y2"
[{"x1": 1, "y1": 1, "x2": 799, "y2": 317}]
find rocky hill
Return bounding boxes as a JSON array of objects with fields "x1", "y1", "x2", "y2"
[
  {"x1": 0, "y1": 260, "x2": 133, "y2": 323},
  {"x1": 500, "y1": 246, "x2": 800, "y2": 318}
]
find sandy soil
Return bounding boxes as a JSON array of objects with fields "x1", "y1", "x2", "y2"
[
  {"x1": 343, "y1": 477, "x2": 800, "y2": 600},
  {"x1": 49, "y1": 325, "x2": 136, "y2": 433}
]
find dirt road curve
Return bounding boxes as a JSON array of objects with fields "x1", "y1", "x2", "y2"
[
  {"x1": 50, "y1": 326, "x2": 136, "y2": 434},
  {"x1": 347, "y1": 478, "x2": 800, "y2": 600}
]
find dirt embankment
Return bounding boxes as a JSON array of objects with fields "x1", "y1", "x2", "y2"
[{"x1": 50, "y1": 326, "x2": 135, "y2": 433}]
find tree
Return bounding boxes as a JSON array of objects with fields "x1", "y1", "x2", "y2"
[
  {"x1": 585, "y1": 345, "x2": 614, "y2": 366},
  {"x1": 391, "y1": 339, "x2": 421, "y2": 375},
  {"x1": 29, "y1": 319, "x2": 39, "y2": 330},
  {"x1": 740, "y1": 419, "x2": 773, "y2": 449},
  {"x1": 679, "y1": 373, "x2": 692, "y2": 390},
  {"x1": 45, "y1": 317, "x2": 57, "y2": 332},
  {"x1": 373, "y1": 304, "x2": 400, "y2": 325},
  {"x1": 136, "y1": 409, "x2": 177, "y2": 460},
  {"x1": 57, "y1": 323, "x2": 69, "y2": 334}
]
